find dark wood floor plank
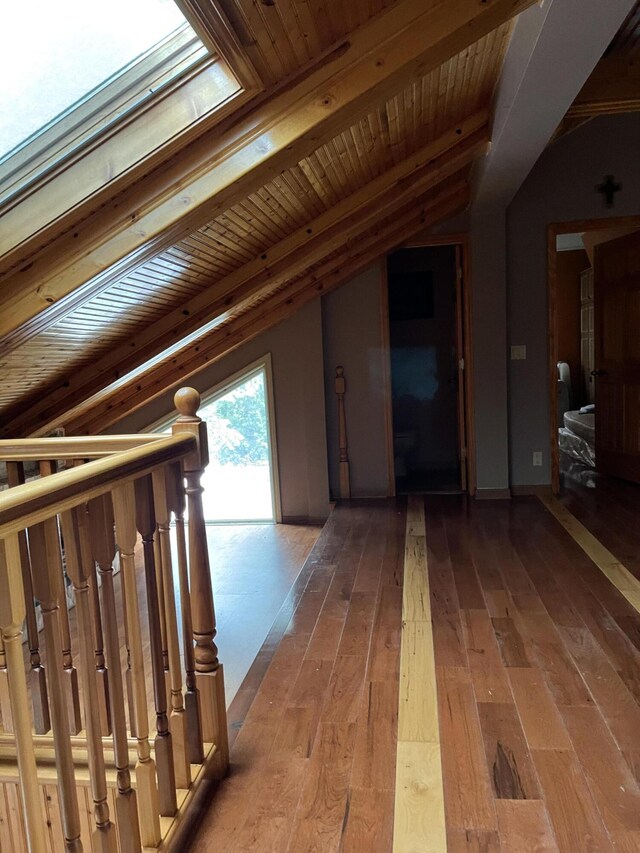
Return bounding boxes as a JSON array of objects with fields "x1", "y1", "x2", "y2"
[
  {"x1": 533, "y1": 749, "x2": 612, "y2": 852},
  {"x1": 525, "y1": 635, "x2": 595, "y2": 707},
  {"x1": 337, "y1": 591, "x2": 378, "y2": 657},
  {"x1": 507, "y1": 667, "x2": 571, "y2": 751},
  {"x1": 340, "y1": 787, "x2": 395, "y2": 853},
  {"x1": 559, "y1": 705, "x2": 640, "y2": 833},
  {"x1": 321, "y1": 654, "x2": 368, "y2": 724},
  {"x1": 286, "y1": 721, "x2": 357, "y2": 852},
  {"x1": 491, "y1": 617, "x2": 531, "y2": 668},
  {"x1": 351, "y1": 680, "x2": 398, "y2": 791},
  {"x1": 477, "y1": 702, "x2": 540, "y2": 800},
  {"x1": 495, "y1": 800, "x2": 559, "y2": 852},
  {"x1": 230, "y1": 757, "x2": 307, "y2": 852},
  {"x1": 462, "y1": 609, "x2": 513, "y2": 703},
  {"x1": 446, "y1": 828, "x2": 502, "y2": 851},
  {"x1": 443, "y1": 509, "x2": 487, "y2": 610},
  {"x1": 559, "y1": 626, "x2": 640, "y2": 754},
  {"x1": 367, "y1": 585, "x2": 402, "y2": 683},
  {"x1": 436, "y1": 665, "x2": 498, "y2": 832}
]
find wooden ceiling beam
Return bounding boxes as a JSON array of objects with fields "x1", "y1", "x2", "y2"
[
  {"x1": 567, "y1": 53, "x2": 640, "y2": 117},
  {"x1": 66, "y1": 181, "x2": 470, "y2": 435},
  {"x1": 0, "y1": 0, "x2": 535, "y2": 338},
  {"x1": 2, "y1": 119, "x2": 488, "y2": 438},
  {"x1": 2, "y1": 109, "x2": 488, "y2": 358}
]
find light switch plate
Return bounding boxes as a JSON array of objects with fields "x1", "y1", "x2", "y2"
[{"x1": 511, "y1": 345, "x2": 527, "y2": 360}]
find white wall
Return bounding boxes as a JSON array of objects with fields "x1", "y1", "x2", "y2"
[
  {"x1": 108, "y1": 301, "x2": 331, "y2": 522},
  {"x1": 507, "y1": 113, "x2": 640, "y2": 485}
]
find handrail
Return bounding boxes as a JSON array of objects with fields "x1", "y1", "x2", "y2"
[
  {"x1": 0, "y1": 434, "x2": 165, "y2": 461},
  {"x1": 0, "y1": 433, "x2": 195, "y2": 537},
  {"x1": 0, "y1": 387, "x2": 229, "y2": 851}
]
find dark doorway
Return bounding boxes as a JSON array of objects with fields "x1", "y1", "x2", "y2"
[{"x1": 387, "y1": 245, "x2": 464, "y2": 493}]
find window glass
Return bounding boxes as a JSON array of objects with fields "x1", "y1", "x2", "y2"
[{"x1": 0, "y1": 0, "x2": 202, "y2": 160}]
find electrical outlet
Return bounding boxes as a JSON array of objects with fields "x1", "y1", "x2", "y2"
[
  {"x1": 533, "y1": 451, "x2": 543, "y2": 467},
  {"x1": 511, "y1": 345, "x2": 527, "y2": 360}
]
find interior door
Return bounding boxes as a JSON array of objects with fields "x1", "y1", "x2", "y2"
[
  {"x1": 455, "y1": 245, "x2": 467, "y2": 490},
  {"x1": 594, "y1": 229, "x2": 640, "y2": 483}
]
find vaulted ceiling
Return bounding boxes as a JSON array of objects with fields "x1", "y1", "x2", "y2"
[{"x1": 0, "y1": 0, "x2": 637, "y2": 438}]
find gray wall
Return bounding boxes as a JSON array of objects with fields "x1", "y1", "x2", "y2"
[
  {"x1": 322, "y1": 264, "x2": 390, "y2": 498},
  {"x1": 507, "y1": 113, "x2": 640, "y2": 486},
  {"x1": 108, "y1": 301, "x2": 331, "y2": 522},
  {"x1": 471, "y1": 208, "x2": 510, "y2": 492}
]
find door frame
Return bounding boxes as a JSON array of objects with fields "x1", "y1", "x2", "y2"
[
  {"x1": 380, "y1": 233, "x2": 476, "y2": 496},
  {"x1": 547, "y1": 215, "x2": 640, "y2": 493}
]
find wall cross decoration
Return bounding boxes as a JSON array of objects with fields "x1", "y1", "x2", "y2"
[{"x1": 597, "y1": 174, "x2": 622, "y2": 208}]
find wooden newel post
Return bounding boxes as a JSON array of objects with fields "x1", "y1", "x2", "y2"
[
  {"x1": 172, "y1": 388, "x2": 229, "y2": 770},
  {"x1": 335, "y1": 366, "x2": 351, "y2": 499}
]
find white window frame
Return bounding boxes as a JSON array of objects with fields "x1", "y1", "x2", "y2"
[{"x1": 149, "y1": 354, "x2": 282, "y2": 524}]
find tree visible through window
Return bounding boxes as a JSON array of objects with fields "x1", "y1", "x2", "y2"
[{"x1": 198, "y1": 369, "x2": 275, "y2": 522}]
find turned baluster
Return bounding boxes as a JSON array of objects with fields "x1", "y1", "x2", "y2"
[
  {"x1": 153, "y1": 529, "x2": 171, "y2": 701},
  {"x1": 72, "y1": 461, "x2": 111, "y2": 737},
  {"x1": 60, "y1": 508, "x2": 117, "y2": 853},
  {"x1": 0, "y1": 535, "x2": 48, "y2": 853},
  {"x1": 119, "y1": 568, "x2": 137, "y2": 738},
  {"x1": 29, "y1": 520, "x2": 83, "y2": 852},
  {"x1": 39, "y1": 460, "x2": 82, "y2": 735},
  {"x1": 152, "y1": 466, "x2": 191, "y2": 788},
  {"x1": 167, "y1": 460, "x2": 204, "y2": 764},
  {"x1": 0, "y1": 633, "x2": 12, "y2": 731},
  {"x1": 6, "y1": 461, "x2": 50, "y2": 733},
  {"x1": 134, "y1": 474, "x2": 177, "y2": 815},
  {"x1": 85, "y1": 496, "x2": 141, "y2": 853},
  {"x1": 172, "y1": 388, "x2": 229, "y2": 766},
  {"x1": 335, "y1": 366, "x2": 351, "y2": 499},
  {"x1": 112, "y1": 482, "x2": 161, "y2": 848}
]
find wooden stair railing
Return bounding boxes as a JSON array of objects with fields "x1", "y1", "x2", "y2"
[{"x1": 0, "y1": 388, "x2": 229, "y2": 852}]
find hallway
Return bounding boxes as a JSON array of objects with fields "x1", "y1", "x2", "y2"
[{"x1": 187, "y1": 493, "x2": 640, "y2": 851}]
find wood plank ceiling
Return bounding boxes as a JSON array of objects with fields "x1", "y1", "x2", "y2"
[{"x1": 0, "y1": 1, "x2": 516, "y2": 436}]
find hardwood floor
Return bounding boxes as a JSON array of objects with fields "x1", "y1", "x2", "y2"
[
  {"x1": 183, "y1": 493, "x2": 640, "y2": 851},
  {"x1": 204, "y1": 523, "x2": 322, "y2": 703},
  {"x1": 22, "y1": 490, "x2": 635, "y2": 851},
  {"x1": 427, "y1": 494, "x2": 640, "y2": 852},
  {"x1": 560, "y1": 472, "x2": 640, "y2": 582},
  {"x1": 189, "y1": 501, "x2": 404, "y2": 852}
]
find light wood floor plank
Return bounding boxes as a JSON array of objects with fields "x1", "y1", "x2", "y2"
[
  {"x1": 540, "y1": 494, "x2": 640, "y2": 615},
  {"x1": 393, "y1": 495, "x2": 446, "y2": 853}
]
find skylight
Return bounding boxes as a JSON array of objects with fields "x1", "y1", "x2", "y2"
[{"x1": 0, "y1": 0, "x2": 203, "y2": 160}]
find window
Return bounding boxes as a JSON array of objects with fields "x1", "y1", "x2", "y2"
[
  {"x1": 1, "y1": 0, "x2": 202, "y2": 163},
  {"x1": 0, "y1": 0, "x2": 242, "y2": 245},
  {"x1": 154, "y1": 356, "x2": 281, "y2": 523}
]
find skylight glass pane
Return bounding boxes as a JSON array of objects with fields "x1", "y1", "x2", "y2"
[{"x1": 0, "y1": 0, "x2": 199, "y2": 159}]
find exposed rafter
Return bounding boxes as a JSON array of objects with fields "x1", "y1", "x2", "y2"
[
  {"x1": 66, "y1": 179, "x2": 471, "y2": 434},
  {"x1": 2, "y1": 117, "x2": 488, "y2": 438},
  {"x1": 0, "y1": 0, "x2": 536, "y2": 339}
]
